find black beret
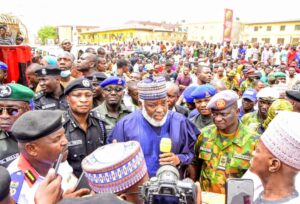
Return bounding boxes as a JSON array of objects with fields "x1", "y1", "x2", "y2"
[
  {"x1": 58, "y1": 193, "x2": 130, "y2": 204},
  {"x1": 0, "y1": 166, "x2": 11, "y2": 201},
  {"x1": 286, "y1": 90, "x2": 300, "y2": 102},
  {"x1": 35, "y1": 65, "x2": 61, "y2": 77},
  {"x1": 11, "y1": 110, "x2": 63, "y2": 142},
  {"x1": 64, "y1": 77, "x2": 92, "y2": 95},
  {"x1": 86, "y1": 72, "x2": 107, "y2": 83}
]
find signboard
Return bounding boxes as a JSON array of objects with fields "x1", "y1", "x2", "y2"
[{"x1": 223, "y1": 9, "x2": 233, "y2": 42}]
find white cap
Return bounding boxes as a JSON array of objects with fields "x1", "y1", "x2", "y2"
[
  {"x1": 261, "y1": 111, "x2": 300, "y2": 170},
  {"x1": 257, "y1": 87, "x2": 280, "y2": 100}
]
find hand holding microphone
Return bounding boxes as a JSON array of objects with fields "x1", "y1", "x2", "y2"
[{"x1": 159, "y1": 138, "x2": 181, "y2": 166}]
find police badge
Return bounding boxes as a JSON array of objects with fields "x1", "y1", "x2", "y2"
[
  {"x1": 0, "y1": 85, "x2": 12, "y2": 98},
  {"x1": 41, "y1": 68, "x2": 47, "y2": 75},
  {"x1": 82, "y1": 79, "x2": 91, "y2": 87}
]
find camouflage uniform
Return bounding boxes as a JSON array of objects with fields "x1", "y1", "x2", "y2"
[
  {"x1": 240, "y1": 110, "x2": 262, "y2": 132},
  {"x1": 240, "y1": 79, "x2": 254, "y2": 93},
  {"x1": 223, "y1": 77, "x2": 240, "y2": 92},
  {"x1": 192, "y1": 122, "x2": 259, "y2": 194}
]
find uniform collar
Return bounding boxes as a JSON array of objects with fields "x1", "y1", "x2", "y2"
[
  {"x1": 17, "y1": 154, "x2": 40, "y2": 187},
  {"x1": 99, "y1": 102, "x2": 129, "y2": 118},
  {"x1": 67, "y1": 109, "x2": 95, "y2": 132},
  {"x1": 214, "y1": 122, "x2": 246, "y2": 150},
  {"x1": 0, "y1": 130, "x2": 7, "y2": 139}
]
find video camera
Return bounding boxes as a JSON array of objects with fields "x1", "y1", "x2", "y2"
[{"x1": 139, "y1": 165, "x2": 197, "y2": 204}]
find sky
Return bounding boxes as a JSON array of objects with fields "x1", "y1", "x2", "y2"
[{"x1": 1, "y1": 0, "x2": 299, "y2": 35}]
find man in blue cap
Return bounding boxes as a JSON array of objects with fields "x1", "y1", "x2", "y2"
[
  {"x1": 0, "y1": 61, "x2": 8, "y2": 85},
  {"x1": 238, "y1": 88, "x2": 257, "y2": 120},
  {"x1": 0, "y1": 83, "x2": 34, "y2": 167},
  {"x1": 190, "y1": 84, "x2": 216, "y2": 131},
  {"x1": 93, "y1": 76, "x2": 131, "y2": 134},
  {"x1": 107, "y1": 76, "x2": 199, "y2": 178}
]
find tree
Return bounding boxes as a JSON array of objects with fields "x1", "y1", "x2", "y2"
[{"x1": 38, "y1": 26, "x2": 58, "y2": 45}]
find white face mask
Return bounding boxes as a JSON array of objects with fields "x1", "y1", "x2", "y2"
[
  {"x1": 141, "y1": 103, "x2": 168, "y2": 127},
  {"x1": 60, "y1": 70, "x2": 71, "y2": 78}
]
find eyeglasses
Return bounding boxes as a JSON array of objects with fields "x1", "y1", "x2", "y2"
[
  {"x1": 103, "y1": 87, "x2": 124, "y2": 93},
  {"x1": 0, "y1": 107, "x2": 22, "y2": 116}
]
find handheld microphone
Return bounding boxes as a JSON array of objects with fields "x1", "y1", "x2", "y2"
[{"x1": 160, "y1": 138, "x2": 172, "y2": 153}]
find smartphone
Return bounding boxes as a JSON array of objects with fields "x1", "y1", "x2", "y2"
[
  {"x1": 226, "y1": 178, "x2": 254, "y2": 204},
  {"x1": 54, "y1": 153, "x2": 63, "y2": 175}
]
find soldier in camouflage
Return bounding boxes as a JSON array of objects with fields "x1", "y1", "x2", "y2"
[
  {"x1": 222, "y1": 70, "x2": 240, "y2": 93},
  {"x1": 241, "y1": 87, "x2": 279, "y2": 133},
  {"x1": 186, "y1": 90, "x2": 260, "y2": 194}
]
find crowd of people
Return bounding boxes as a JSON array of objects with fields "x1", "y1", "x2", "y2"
[{"x1": 0, "y1": 37, "x2": 300, "y2": 204}]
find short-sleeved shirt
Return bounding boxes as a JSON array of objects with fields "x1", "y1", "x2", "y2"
[{"x1": 193, "y1": 122, "x2": 260, "y2": 194}]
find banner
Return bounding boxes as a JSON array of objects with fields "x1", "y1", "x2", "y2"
[{"x1": 223, "y1": 9, "x2": 233, "y2": 42}]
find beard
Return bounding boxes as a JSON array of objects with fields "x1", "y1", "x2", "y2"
[{"x1": 141, "y1": 106, "x2": 168, "y2": 127}]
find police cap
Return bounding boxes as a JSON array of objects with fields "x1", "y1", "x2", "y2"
[{"x1": 12, "y1": 110, "x2": 63, "y2": 142}]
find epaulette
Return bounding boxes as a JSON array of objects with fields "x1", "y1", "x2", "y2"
[
  {"x1": 10, "y1": 170, "x2": 24, "y2": 202},
  {"x1": 90, "y1": 110, "x2": 106, "y2": 121},
  {"x1": 61, "y1": 111, "x2": 71, "y2": 125},
  {"x1": 33, "y1": 91, "x2": 44, "y2": 100}
]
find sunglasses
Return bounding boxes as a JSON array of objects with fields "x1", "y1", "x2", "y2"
[
  {"x1": 103, "y1": 87, "x2": 124, "y2": 93},
  {"x1": 0, "y1": 107, "x2": 22, "y2": 116}
]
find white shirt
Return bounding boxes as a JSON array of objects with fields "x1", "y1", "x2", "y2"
[
  {"x1": 242, "y1": 170, "x2": 300, "y2": 201},
  {"x1": 8, "y1": 156, "x2": 77, "y2": 204}
]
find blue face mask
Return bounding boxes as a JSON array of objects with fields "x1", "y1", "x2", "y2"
[{"x1": 60, "y1": 70, "x2": 71, "y2": 78}]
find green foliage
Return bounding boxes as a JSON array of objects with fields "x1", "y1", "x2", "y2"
[{"x1": 37, "y1": 26, "x2": 57, "y2": 45}]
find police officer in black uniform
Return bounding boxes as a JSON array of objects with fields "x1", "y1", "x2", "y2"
[
  {"x1": 34, "y1": 65, "x2": 68, "y2": 110},
  {"x1": 0, "y1": 83, "x2": 34, "y2": 167},
  {"x1": 86, "y1": 72, "x2": 107, "y2": 108},
  {"x1": 62, "y1": 77, "x2": 106, "y2": 177}
]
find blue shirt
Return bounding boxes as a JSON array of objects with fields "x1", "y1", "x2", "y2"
[{"x1": 107, "y1": 110, "x2": 199, "y2": 177}]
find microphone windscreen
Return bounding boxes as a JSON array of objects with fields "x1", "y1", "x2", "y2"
[{"x1": 160, "y1": 138, "x2": 172, "y2": 153}]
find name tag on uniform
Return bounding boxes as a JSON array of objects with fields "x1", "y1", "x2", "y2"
[
  {"x1": 68, "y1": 140, "x2": 83, "y2": 147},
  {"x1": 42, "y1": 103, "x2": 56, "y2": 109},
  {"x1": 233, "y1": 153, "x2": 251, "y2": 161},
  {"x1": 217, "y1": 156, "x2": 228, "y2": 170},
  {"x1": 0, "y1": 153, "x2": 19, "y2": 165},
  {"x1": 199, "y1": 146, "x2": 211, "y2": 153}
]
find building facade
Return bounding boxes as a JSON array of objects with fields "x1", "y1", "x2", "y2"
[
  {"x1": 181, "y1": 20, "x2": 242, "y2": 44},
  {"x1": 57, "y1": 25, "x2": 99, "y2": 45},
  {"x1": 79, "y1": 26, "x2": 187, "y2": 45},
  {"x1": 241, "y1": 19, "x2": 300, "y2": 45}
]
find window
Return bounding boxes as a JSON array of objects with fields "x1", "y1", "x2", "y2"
[
  {"x1": 295, "y1": 25, "x2": 300, "y2": 31},
  {"x1": 251, "y1": 38, "x2": 258, "y2": 43},
  {"x1": 291, "y1": 38, "x2": 299, "y2": 44},
  {"x1": 277, "y1": 38, "x2": 284, "y2": 44},
  {"x1": 254, "y1": 26, "x2": 258, "y2": 31},
  {"x1": 266, "y1": 26, "x2": 272, "y2": 31},
  {"x1": 262, "y1": 38, "x2": 270, "y2": 43},
  {"x1": 280, "y1": 25, "x2": 286, "y2": 31}
]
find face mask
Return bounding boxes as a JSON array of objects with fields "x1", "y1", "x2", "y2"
[
  {"x1": 60, "y1": 70, "x2": 71, "y2": 78},
  {"x1": 141, "y1": 103, "x2": 168, "y2": 127}
]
